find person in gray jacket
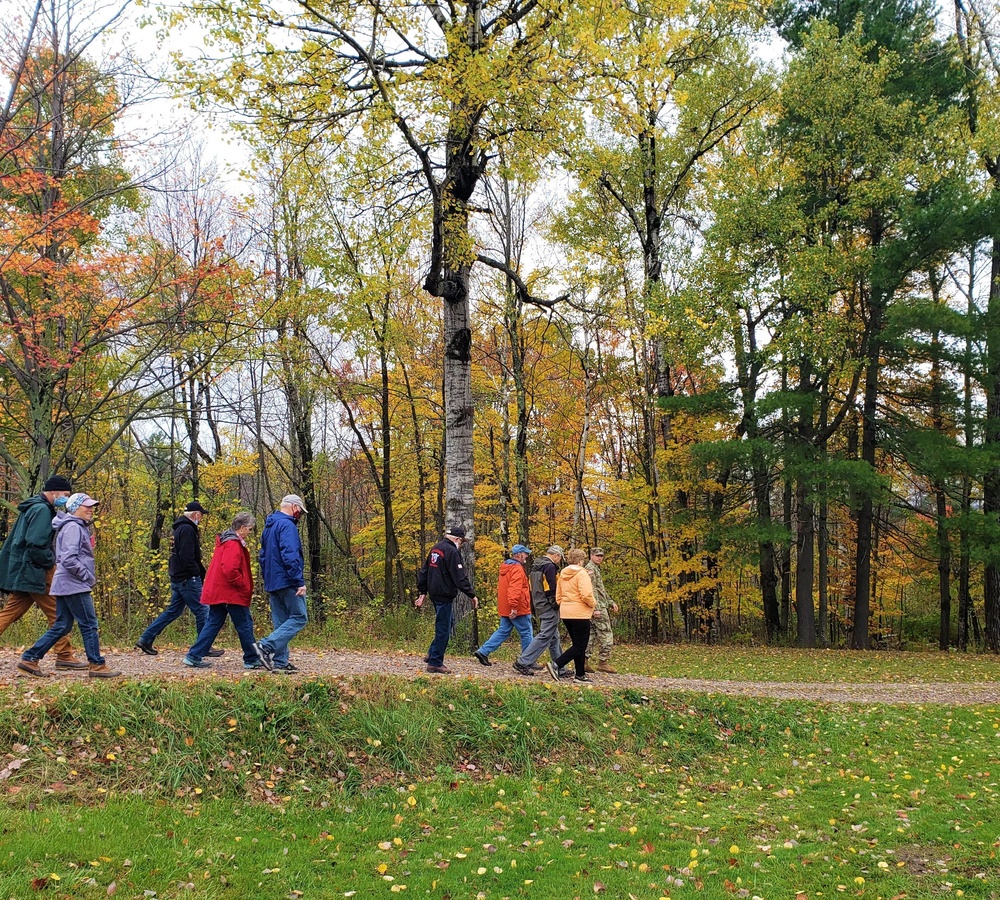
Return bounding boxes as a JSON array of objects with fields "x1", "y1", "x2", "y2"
[
  {"x1": 512, "y1": 545, "x2": 570, "y2": 677},
  {"x1": 17, "y1": 493, "x2": 120, "y2": 678}
]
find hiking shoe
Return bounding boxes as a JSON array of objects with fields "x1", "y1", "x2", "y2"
[
  {"x1": 530, "y1": 663, "x2": 545, "y2": 672},
  {"x1": 512, "y1": 662, "x2": 535, "y2": 676},
  {"x1": 17, "y1": 659, "x2": 49, "y2": 677},
  {"x1": 426, "y1": 665, "x2": 453, "y2": 674},
  {"x1": 473, "y1": 650, "x2": 492, "y2": 667},
  {"x1": 88, "y1": 664, "x2": 122, "y2": 678},
  {"x1": 584, "y1": 661, "x2": 596, "y2": 674},
  {"x1": 573, "y1": 675, "x2": 594, "y2": 685},
  {"x1": 253, "y1": 641, "x2": 274, "y2": 671},
  {"x1": 183, "y1": 655, "x2": 212, "y2": 668},
  {"x1": 596, "y1": 661, "x2": 617, "y2": 674},
  {"x1": 244, "y1": 661, "x2": 264, "y2": 670},
  {"x1": 204, "y1": 649, "x2": 225, "y2": 658},
  {"x1": 135, "y1": 641, "x2": 157, "y2": 656},
  {"x1": 55, "y1": 657, "x2": 88, "y2": 670},
  {"x1": 545, "y1": 661, "x2": 559, "y2": 681},
  {"x1": 558, "y1": 669, "x2": 574, "y2": 679},
  {"x1": 274, "y1": 663, "x2": 299, "y2": 673}
]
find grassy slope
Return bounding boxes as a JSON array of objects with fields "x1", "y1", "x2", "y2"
[{"x1": 1, "y1": 674, "x2": 998, "y2": 899}]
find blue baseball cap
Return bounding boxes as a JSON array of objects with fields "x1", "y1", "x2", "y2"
[{"x1": 511, "y1": 544, "x2": 531, "y2": 555}]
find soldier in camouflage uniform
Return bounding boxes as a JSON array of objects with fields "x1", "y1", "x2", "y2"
[{"x1": 585, "y1": 547, "x2": 618, "y2": 674}]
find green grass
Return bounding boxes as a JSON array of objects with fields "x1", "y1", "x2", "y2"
[
  {"x1": 1, "y1": 676, "x2": 999, "y2": 898},
  {"x1": 611, "y1": 644, "x2": 1000, "y2": 683}
]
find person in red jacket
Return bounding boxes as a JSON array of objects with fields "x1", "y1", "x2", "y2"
[
  {"x1": 472, "y1": 545, "x2": 534, "y2": 666},
  {"x1": 183, "y1": 513, "x2": 262, "y2": 670}
]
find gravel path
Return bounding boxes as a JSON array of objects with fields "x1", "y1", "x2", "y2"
[{"x1": 7, "y1": 646, "x2": 1000, "y2": 706}]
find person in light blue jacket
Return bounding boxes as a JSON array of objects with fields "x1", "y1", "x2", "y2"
[
  {"x1": 253, "y1": 494, "x2": 308, "y2": 673},
  {"x1": 17, "y1": 494, "x2": 121, "y2": 679}
]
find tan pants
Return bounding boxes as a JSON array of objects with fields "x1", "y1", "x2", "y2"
[{"x1": 0, "y1": 590, "x2": 77, "y2": 661}]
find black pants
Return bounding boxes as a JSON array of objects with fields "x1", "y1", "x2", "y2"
[{"x1": 553, "y1": 618, "x2": 590, "y2": 676}]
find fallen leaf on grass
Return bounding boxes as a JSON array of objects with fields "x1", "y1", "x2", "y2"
[{"x1": 0, "y1": 758, "x2": 27, "y2": 780}]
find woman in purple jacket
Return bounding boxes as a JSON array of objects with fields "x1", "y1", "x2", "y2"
[{"x1": 17, "y1": 493, "x2": 121, "y2": 679}]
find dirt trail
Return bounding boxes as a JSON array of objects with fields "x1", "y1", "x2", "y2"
[{"x1": 7, "y1": 646, "x2": 1000, "y2": 706}]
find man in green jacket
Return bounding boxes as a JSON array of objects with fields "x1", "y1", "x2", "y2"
[
  {"x1": 0, "y1": 476, "x2": 86, "y2": 669},
  {"x1": 585, "y1": 547, "x2": 618, "y2": 674}
]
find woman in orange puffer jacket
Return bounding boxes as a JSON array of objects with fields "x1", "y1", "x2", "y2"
[
  {"x1": 473, "y1": 545, "x2": 534, "y2": 666},
  {"x1": 546, "y1": 548, "x2": 596, "y2": 684}
]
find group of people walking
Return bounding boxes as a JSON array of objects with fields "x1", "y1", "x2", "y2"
[
  {"x1": 0, "y1": 477, "x2": 312, "y2": 678},
  {"x1": 417, "y1": 528, "x2": 619, "y2": 683},
  {"x1": 2, "y1": 481, "x2": 618, "y2": 683}
]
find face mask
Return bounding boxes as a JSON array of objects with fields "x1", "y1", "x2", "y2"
[
  {"x1": 54, "y1": 496, "x2": 68, "y2": 509},
  {"x1": 292, "y1": 509, "x2": 303, "y2": 522}
]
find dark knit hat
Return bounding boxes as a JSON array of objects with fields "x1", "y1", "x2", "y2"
[{"x1": 43, "y1": 475, "x2": 72, "y2": 492}]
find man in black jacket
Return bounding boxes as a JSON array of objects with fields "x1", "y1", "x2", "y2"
[
  {"x1": 513, "y1": 545, "x2": 567, "y2": 677},
  {"x1": 416, "y1": 526, "x2": 478, "y2": 674},
  {"x1": 136, "y1": 501, "x2": 221, "y2": 657}
]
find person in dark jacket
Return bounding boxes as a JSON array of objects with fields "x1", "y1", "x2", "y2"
[
  {"x1": 17, "y1": 493, "x2": 120, "y2": 678},
  {"x1": 0, "y1": 475, "x2": 86, "y2": 669},
  {"x1": 184, "y1": 512, "x2": 260, "y2": 670},
  {"x1": 513, "y1": 545, "x2": 569, "y2": 677},
  {"x1": 415, "y1": 526, "x2": 479, "y2": 674},
  {"x1": 253, "y1": 494, "x2": 308, "y2": 673},
  {"x1": 136, "y1": 501, "x2": 221, "y2": 657}
]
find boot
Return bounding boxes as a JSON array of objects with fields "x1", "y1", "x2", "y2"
[
  {"x1": 89, "y1": 663, "x2": 122, "y2": 679},
  {"x1": 55, "y1": 656, "x2": 89, "y2": 670},
  {"x1": 584, "y1": 661, "x2": 596, "y2": 674},
  {"x1": 596, "y1": 661, "x2": 617, "y2": 674},
  {"x1": 16, "y1": 659, "x2": 49, "y2": 677}
]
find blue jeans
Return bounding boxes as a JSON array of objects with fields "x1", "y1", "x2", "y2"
[
  {"x1": 478, "y1": 614, "x2": 533, "y2": 657},
  {"x1": 427, "y1": 598, "x2": 453, "y2": 666},
  {"x1": 188, "y1": 605, "x2": 258, "y2": 665},
  {"x1": 140, "y1": 577, "x2": 206, "y2": 645},
  {"x1": 517, "y1": 602, "x2": 563, "y2": 667},
  {"x1": 258, "y1": 587, "x2": 307, "y2": 667},
  {"x1": 23, "y1": 592, "x2": 105, "y2": 665}
]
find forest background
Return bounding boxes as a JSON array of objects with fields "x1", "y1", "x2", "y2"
[{"x1": 3, "y1": 0, "x2": 1000, "y2": 656}]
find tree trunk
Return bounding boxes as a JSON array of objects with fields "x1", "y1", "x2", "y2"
[
  {"x1": 571, "y1": 368, "x2": 595, "y2": 548},
  {"x1": 754, "y1": 465, "x2": 780, "y2": 639},
  {"x1": 985, "y1": 233, "x2": 1000, "y2": 653},
  {"x1": 851, "y1": 283, "x2": 886, "y2": 651},
  {"x1": 795, "y1": 483, "x2": 816, "y2": 648}
]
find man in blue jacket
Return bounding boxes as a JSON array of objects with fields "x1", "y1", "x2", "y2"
[
  {"x1": 254, "y1": 494, "x2": 308, "y2": 672},
  {"x1": 416, "y1": 526, "x2": 479, "y2": 674}
]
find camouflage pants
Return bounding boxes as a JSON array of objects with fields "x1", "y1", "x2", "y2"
[{"x1": 589, "y1": 610, "x2": 613, "y2": 661}]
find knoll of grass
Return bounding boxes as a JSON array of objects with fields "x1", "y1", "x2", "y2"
[{"x1": 1, "y1": 676, "x2": 999, "y2": 898}]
